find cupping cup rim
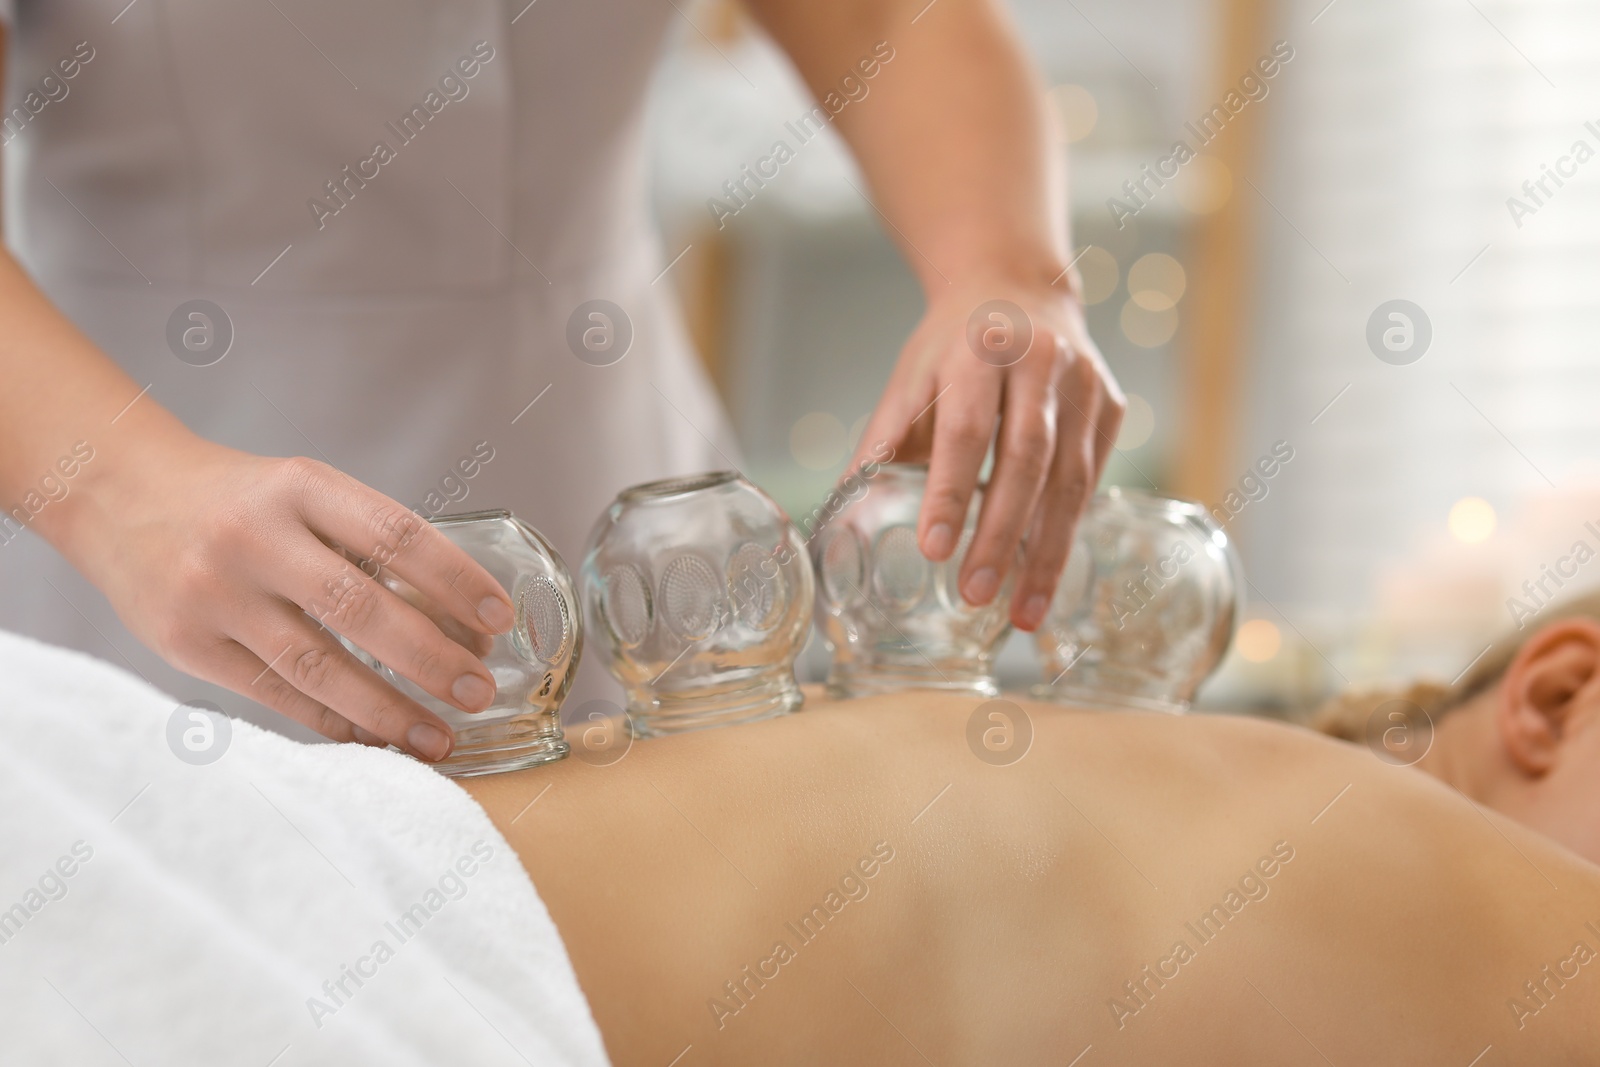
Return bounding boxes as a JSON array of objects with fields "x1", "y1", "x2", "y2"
[{"x1": 618, "y1": 469, "x2": 740, "y2": 504}]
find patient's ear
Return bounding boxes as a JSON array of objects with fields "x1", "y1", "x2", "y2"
[{"x1": 1496, "y1": 619, "x2": 1600, "y2": 775}]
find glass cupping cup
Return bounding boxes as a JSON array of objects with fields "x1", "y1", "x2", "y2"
[
  {"x1": 341, "y1": 509, "x2": 580, "y2": 776},
  {"x1": 1033, "y1": 487, "x2": 1242, "y2": 712},
  {"x1": 581, "y1": 471, "x2": 814, "y2": 736},
  {"x1": 812, "y1": 463, "x2": 1014, "y2": 698}
]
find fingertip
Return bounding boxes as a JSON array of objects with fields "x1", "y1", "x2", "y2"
[
  {"x1": 406, "y1": 721, "x2": 453, "y2": 762},
  {"x1": 1014, "y1": 591, "x2": 1051, "y2": 632}
]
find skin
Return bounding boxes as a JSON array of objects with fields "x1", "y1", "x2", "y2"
[
  {"x1": 0, "y1": 2, "x2": 1119, "y2": 755},
  {"x1": 466, "y1": 689, "x2": 1600, "y2": 1067}
]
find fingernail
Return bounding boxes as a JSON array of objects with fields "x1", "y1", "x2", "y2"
[
  {"x1": 1019, "y1": 594, "x2": 1050, "y2": 631},
  {"x1": 452, "y1": 673, "x2": 495, "y2": 711},
  {"x1": 478, "y1": 596, "x2": 514, "y2": 633},
  {"x1": 963, "y1": 567, "x2": 999, "y2": 605},
  {"x1": 407, "y1": 722, "x2": 452, "y2": 762},
  {"x1": 925, "y1": 523, "x2": 955, "y2": 560}
]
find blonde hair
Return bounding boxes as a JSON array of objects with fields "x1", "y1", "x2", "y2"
[{"x1": 1310, "y1": 588, "x2": 1600, "y2": 742}]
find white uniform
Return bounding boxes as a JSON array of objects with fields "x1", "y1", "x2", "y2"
[{"x1": 0, "y1": 0, "x2": 737, "y2": 731}]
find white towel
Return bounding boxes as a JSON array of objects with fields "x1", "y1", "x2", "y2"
[{"x1": 0, "y1": 629, "x2": 611, "y2": 1067}]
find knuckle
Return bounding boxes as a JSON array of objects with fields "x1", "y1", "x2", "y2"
[
  {"x1": 943, "y1": 414, "x2": 992, "y2": 451},
  {"x1": 257, "y1": 669, "x2": 330, "y2": 727},
  {"x1": 170, "y1": 555, "x2": 225, "y2": 608},
  {"x1": 254, "y1": 667, "x2": 298, "y2": 707},
  {"x1": 290, "y1": 644, "x2": 339, "y2": 692},
  {"x1": 1067, "y1": 352, "x2": 1101, "y2": 391},
  {"x1": 1007, "y1": 453, "x2": 1049, "y2": 493},
  {"x1": 366, "y1": 504, "x2": 425, "y2": 562},
  {"x1": 308, "y1": 568, "x2": 355, "y2": 623},
  {"x1": 321, "y1": 572, "x2": 381, "y2": 631},
  {"x1": 307, "y1": 703, "x2": 353, "y2": 742},
  {"x1": 277, "y1": 455, "x2": 329, "y2": 494},
  {"x1": 1059, "y1": 471, "x2": 1092, "y2": 509},
  {"x1": 1004, "y1": 421, "x2": 1053, "y2": 470},
  {"x1": 926, "y1": 482, "x2": 973, "y2": 520},
  {"x1": 1034, "y1": 330, "x2": 1070, "y2": 371},
  {"x1": 359, "y1": 699, "x2": 414, "y2": 743},
  {"x1": 438, "y1": 557, "x2": 475, "y2": 598},
  {"x1": 406, "y1": 644, "x2": 447, "y2": 686}
]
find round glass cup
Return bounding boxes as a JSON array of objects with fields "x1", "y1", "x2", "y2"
[
  {"x1": 812, "y1": 463, "x2": 1013, "y2": 698},
  {"x1": 341, "y1": 510, "x2": 579, "y2": 776},
  {"x1": 1032, "y1": 487, "x2": 1242, "y2": 713},
  {"x1": 581, "y1": 471, "x2": 814, "y2": 737}
]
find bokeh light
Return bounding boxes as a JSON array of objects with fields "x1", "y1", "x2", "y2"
[
  {"x1": 1048, "y1": 84, "x2": 1098, "y2": 144},
  {"x1": 790, "y1": 411, "x2": 848, "y2": 470},
  {"x1": 1236, "y1": 619, "x2": 1282, "y2": 662},
  {"x1": 1116, "y1": 392, "x2": 1155, "y2": 450},
  {"x1": 1120, "y1": 299, "x2": 1179, "y2": 348},
  {"x1": 1075, "y1": 246, "x2": 1119, "y2": 306},
  {"x1": 1128, "y1": 253, "x2": 1187, "y2": 311},
  {"x1": 1448, "y1": 496, "x2": 1496, "y2": 544},
  {"x1": 1173, "y1": 155, "x2": 1233, "y2": 215}
]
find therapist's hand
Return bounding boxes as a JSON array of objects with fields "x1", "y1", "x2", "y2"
[
  {"x1": 61, "y1": 431, "x2": 514, "y2": 761},
  {"x1": 743, "y1": 0, "x2": 1127, "y2": 632},
  {"x1": 849, "y1": 273, "x2": 1124, "y2": 633}
]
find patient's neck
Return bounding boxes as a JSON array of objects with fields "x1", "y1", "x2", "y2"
[{"x1": 1415, "y1": 690, "x2": 1508, "y2": 805}]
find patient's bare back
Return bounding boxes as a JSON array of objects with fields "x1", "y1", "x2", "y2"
[{"x1": 466, "y1": 693, "x2": 1600, "y2": 1066}]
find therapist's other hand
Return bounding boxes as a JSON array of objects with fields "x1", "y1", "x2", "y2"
[
  {"x1": 850, "y1": 274, "x2": 1124, "y2": 633},
  {"x1": 69, "y1": 435, "x2": 514, "y2": 761}
]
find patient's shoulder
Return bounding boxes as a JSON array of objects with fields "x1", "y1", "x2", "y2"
[{"x1": 1023, "y1": 701, "x2": 1598, "y2": 890}]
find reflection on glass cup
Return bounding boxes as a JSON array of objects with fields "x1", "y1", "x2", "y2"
[
  {"x1": 581, "y1": 471, "x2": 814, "y2": 737},
  {"x1": 1033, "y1": 488, "x2": 1241, "y2": 712},
  {"x1": 341, "y1": 509, "x2": 579, "y2": 776},
  {"x1": 812, "y1": 463, "x2": 1013, "y2": 698}
]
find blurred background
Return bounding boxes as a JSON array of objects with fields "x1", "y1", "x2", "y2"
[{"x1": 644, "y1": 0, "x2": 1600, "y2": 717}]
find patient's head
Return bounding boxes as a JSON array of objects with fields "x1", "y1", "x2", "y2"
[{"x1": 1314, "y1": 594, "x2": 1600, "y2": 866}]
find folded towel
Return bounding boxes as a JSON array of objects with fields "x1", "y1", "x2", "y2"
[{"x1": 0, "y1": 629, "x2": 611, "y2": 1067}]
